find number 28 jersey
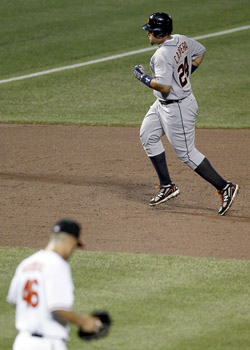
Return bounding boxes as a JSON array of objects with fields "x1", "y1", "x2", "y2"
[
  {"x1": 150, "y1": 34, "x2": 206, "y2": 100},
  {"x1": 7, "y1": 250, "x2": 74, "y2": 340}
]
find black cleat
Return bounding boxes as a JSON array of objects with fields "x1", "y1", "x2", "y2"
[
  {"x1": 217, "y1": 182, "x2": 239, "y2": 216},
  {"x1": 149, "y1": 183, "x2": 180, "y2": 206}
]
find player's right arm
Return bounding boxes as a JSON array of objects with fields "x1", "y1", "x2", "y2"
[
  {"x1": 133, "y1": 63, "x2": 172, "y2": 94},
  {"x1": 149, "y1": 79, "x2": 171, "y2": 94}
]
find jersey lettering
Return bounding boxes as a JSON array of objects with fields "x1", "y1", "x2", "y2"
[
  {"x1": 177, "y1": 56, "x2": 189, "y2": 88},
  {"x1": 22, "y1": 279, "x2": 39, "y2": 307},
  {"x1": 174, "y1": 41, "x2": 189, "y2": 64}
]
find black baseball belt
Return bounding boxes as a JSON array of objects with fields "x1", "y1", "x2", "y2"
[
  {"x1": 159, "y1": 99, "x2": 180, "y2": 105},
  {"x1": 31, "y1": 333, "x2": 43, "y2": 337},
  {"x1": 159, "y1": 93, "x2": 192, "y2": 105},
  {"x1": 31, "y1": 333, "x2": 66, "y2": 342}
]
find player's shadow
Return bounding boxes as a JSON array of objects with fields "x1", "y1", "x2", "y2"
[
  {"x1": 0, "y1": 172, "x2": 245, "y2": 219},
  {"x1": 0, "y1": 171, "x2": 149, "y2": 204}
]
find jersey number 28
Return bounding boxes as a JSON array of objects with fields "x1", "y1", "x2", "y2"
[
  {"x1": 22, "y1": 279, "x2": 39, "y2": 307},
  {"x1": 178, "y1": 56, "x2": 189, "y2": 88}
]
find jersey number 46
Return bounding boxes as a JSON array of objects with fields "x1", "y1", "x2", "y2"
[{"x1": 22, "y1": 279, "x2": 39, "y2": 307}]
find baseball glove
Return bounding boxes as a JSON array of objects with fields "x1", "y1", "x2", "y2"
[{"x1": 78, "y1": 311, "x2": 112, "y2": 341}]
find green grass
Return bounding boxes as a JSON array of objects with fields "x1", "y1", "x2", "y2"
[
  {"x1": 1, "y1": 247, "x2": 250, "y2": 350},
  {"x1": 0, "y1": 2, "x2": 250, "y2": 348},
  {"x1": 0, "y1": 0, "x2": 250, "y2": 127},
  {"x1": 0, "y1": 0, "x2": 248, "y2": 78}
]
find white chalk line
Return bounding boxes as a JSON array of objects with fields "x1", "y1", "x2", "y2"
[{"x1": 1, "y1": 25, "x2": 249, "y2": 84}]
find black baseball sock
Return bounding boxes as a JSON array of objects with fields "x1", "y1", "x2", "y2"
[
  {"x1": 195, "y1": 157, "x2": 227, "y2": 190},
  {"x1": 149, "y1": 152, "x2": 171, "y2": 186}
]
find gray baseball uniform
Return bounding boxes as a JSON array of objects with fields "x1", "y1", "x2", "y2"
[
  {"x1": 134, "y1": 12, "x2": 238, "y2": 213},
  {"x1": 140, "y1": 34, "x2": 206, "y2": 170}
]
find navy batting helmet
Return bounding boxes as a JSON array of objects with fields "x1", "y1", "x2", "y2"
[{"x1": 142, "y1": 12, "x2": 173, "y2": 38}]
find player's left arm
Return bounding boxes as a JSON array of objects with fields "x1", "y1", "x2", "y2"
[
  {"x1": 191, "y1": 52, "x2": 206, "y2": 73},
  {"x1": 52, "y1": 310, "x2": 102, "y2": 333},
  {"x1": 190, "y1": 37, "x2": 206, "y2": 74}
]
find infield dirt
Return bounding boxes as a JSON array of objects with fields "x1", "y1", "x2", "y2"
[{"x1": 1, "y1": 125, "x2": 249, "y2": 260}]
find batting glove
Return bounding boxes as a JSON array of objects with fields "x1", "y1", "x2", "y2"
[{"x1": 133, "y1": 65, "x2": 152, "y2": 88}]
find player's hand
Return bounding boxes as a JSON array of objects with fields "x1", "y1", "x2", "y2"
[
  {"x1": 138, "y1": 64, "x2": 146, "y2": 74},
  {"x1": 133, "y1": 65, "x2": 145, "y2": 80},
  {"x1": 78, "y1": 311, "x2": 112, "y2": 341},
  {"x1": 133, "y1": 65, "x2": 152, "y2": 87},
  {"x1": 80, "y1": 314, "x2": 103, "y2": 333}
]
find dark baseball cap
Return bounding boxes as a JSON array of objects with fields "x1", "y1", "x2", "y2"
[{"x1": 52, "y1": 219, "x2": 84, "y2": 247}]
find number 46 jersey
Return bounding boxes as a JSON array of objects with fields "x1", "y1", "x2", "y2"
[
  {"x1": 7, "y1": 250, "x2": 74, "y2": 340},
  {"x1": 150, "y1": 34, "x2": 206, "y2": 101}
]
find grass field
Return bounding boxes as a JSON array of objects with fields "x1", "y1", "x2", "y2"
[
  {"x1": 1, "y1": 248, "x2": 250, "y2": 350},
  {"x1": 1, "y1": 1, "x2": 250, "y2": 349},
  {"x1": 0, "y1": 0, "x2": 250, "y2": 127}
]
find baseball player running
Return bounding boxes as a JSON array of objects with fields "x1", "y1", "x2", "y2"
[
  {"x1": 133, "y1": 12, "x2": 239, "y2": 215},
  {"x1": 7, "y1": 219, "x2": 103, "y2": 350}
]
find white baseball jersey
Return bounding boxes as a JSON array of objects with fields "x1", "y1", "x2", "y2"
[
  {"x1": 150, "y1": 34, "x2": 206, "y2": 100},
  {"x1": 7, "y1": 250, "x2": 74, "y2": 341}
]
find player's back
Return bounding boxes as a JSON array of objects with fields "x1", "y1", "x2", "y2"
[
  {"x1": 151, "y1": 34, "x2": 205, "y2": 100},
  {"x1": 7, "y1": 250, "x2": 72, "y2": 339}
]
